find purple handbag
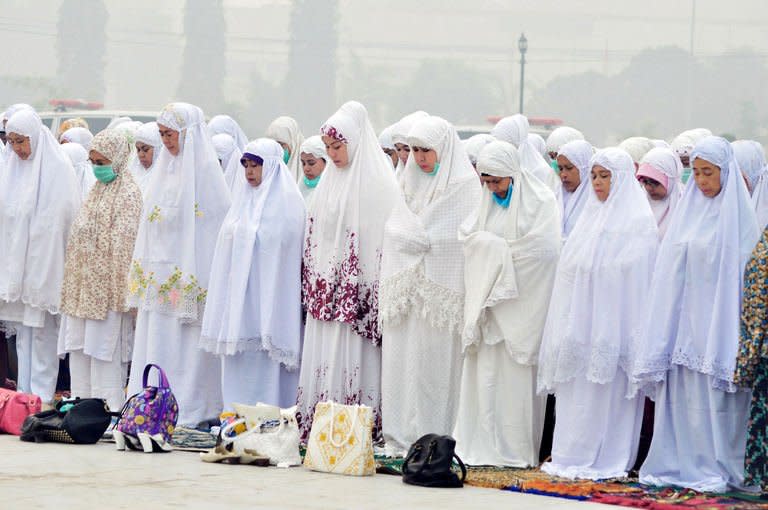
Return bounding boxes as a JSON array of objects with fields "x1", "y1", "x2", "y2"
[{"x1": 114, "y1": 364, "x2": 179, "y2": 453}]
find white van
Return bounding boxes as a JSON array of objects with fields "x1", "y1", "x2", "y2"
[{"x1": 38, "y1": 110, "x2": 158, "y2": 136}]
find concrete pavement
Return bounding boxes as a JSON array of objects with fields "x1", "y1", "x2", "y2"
[{"x1": 0, "y1": 435, "x2": 612, "y2": 509}]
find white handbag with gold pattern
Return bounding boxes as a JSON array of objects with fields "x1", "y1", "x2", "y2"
[{"x1": 303, "y1": 401, "x2": 375, "y2": 476}]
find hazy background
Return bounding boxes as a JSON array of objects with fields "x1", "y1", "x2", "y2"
[{"x1": 1, "y1": 0, "x2": 767, "y2": 145}]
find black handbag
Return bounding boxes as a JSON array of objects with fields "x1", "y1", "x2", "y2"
[
  {"x1": 402, "y1": 434, "x2": 467, "y2": 488},
  {"x1": 20, "y1": 398, "x2": 114, "y2": 444}
]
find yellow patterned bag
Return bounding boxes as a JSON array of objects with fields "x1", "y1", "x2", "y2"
[{"x1": 303, "y1": 401, "x2": 375, "y2": 476}]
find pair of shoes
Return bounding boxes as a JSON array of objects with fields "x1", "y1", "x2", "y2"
[
  {"x1": 114, "y1": 430, "x2": 173, "y2": 453},
  {"x1": 199, "y1": 418, "x2": 269, "y2": 466},
  {"x1": 200, "y1": 442, "x2": 269, "y2": 465}
]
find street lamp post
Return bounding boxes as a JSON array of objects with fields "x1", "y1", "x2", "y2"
[{"x1": 518, "y1": 33, "x2": 528, "y2": 114}]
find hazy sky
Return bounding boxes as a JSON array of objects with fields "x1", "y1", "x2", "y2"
[{"x1": 1, "y1": 0, "x2": 767, "y2": 134}]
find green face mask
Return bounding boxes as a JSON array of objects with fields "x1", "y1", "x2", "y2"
[
  {"x1": 303, "y1": 174, "x2": 321, "y2": 189},
  {"x1": 92, "y1": 164, "x2": 117, "y2": 184},
  {"x1": 550, "y1": 159, "x2": 559, "y2": 174},
  {"x1": 427, "y1": 162, "x2": 440, "y2": 176},
  {"x1": 681, "y1": 167, "x2": 692, "y2": 184},
  {"x1": 283, "y1": 149, "x2": 290, "y2": 164}
]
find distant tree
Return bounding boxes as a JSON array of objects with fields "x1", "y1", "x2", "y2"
[
  {"x1": 386, "y1": 59, "x2": 506, "y2": 126},
  {"x1": 56, "y1": 0, "x2": 107, "y2": 101},
  {"x1": 527, "y1": 46, "x2": 768, "y2": 146},
  {"x1": 177, "y1": 0, "x2": 226, "y2": 115},
  {"x1": 283, "y1": 0, "x2": 338, "y2": 131}
]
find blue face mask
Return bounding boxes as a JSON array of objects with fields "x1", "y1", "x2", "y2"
[
  {"x1": 550, "y1": 159, "x2": 559, "y2": 174},
  {"x1": 303, "y1": 174, "x2": 321, "y2": 189},
  {"x1": 283, "y1": 149, "x2": 290, "y2": 164},
  {"x1": 92, "y1": 164, "x2": 117, "y2": 184},
  {"x1": 681, "y1": 167, "x2": 692, "y2": 184},
  {"x1": 426, "y1": 162, "x2": 440, "y2": 176},
  {"x1": 492, "y1": 182, "x2": 513, "y2": 208}
]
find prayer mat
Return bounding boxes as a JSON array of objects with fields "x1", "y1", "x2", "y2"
[
  {"x1": 591, "y1": 485, "x2": 768, "y2": 510},
  {"x1": 170, "y1": 427, "x2": 217, "y2": 452},
  {"x1": 504, "y1": 479, "x2": 640, "y2": 499}
]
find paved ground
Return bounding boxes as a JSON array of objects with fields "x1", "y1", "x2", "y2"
[{"x1": 0, "y1": 435, "x2": 612, "y2": 509}]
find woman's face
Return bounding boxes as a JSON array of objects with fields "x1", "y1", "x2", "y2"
[
  {"x1": 394, "y1": 143, "x2": 410, "y2": 165},
  {"x1": 591, "y1": 164, "x2": 612, "y2": 202},
  {"x1": 6, "y1": 132, "x2": 31, "y2": 160},
  {"x1": 557, "y1": 155, "x2": 581, "y2": 193},
  {"x1": 158, "y1": 123, "x2": 180, "y2": 156},
  {"x1": 480, "y1": 174, "x2": 512, "y2": 198},
  {"x1": 639, "y1": 176, "x2": 668, "y2": 200},
  {"x1": 89, "y1": 149, "x2": 111, "y2": 167},
  {"x1": 243, "y1": 159, "x2": 263, "y2": 187},
  {"x1": 301, "y1": 152, "x2": 326, "y2": 179},
  {"x1": 322, "y1": 135, "x2": 349, "y2": 168},
  {"x1": 135, "y1": 142, "x2": 154, "y2": 169},
  {"x1": 411, "y1": 146, "x2": 438, "y2": 173},
  {"x1": 692, "y1": 157, "x2": 722, "y2": 198},
  {"x1": 383, "y1": 148, "x2": 398, "y2": 167}
]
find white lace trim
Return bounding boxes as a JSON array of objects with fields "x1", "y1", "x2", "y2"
[
  {"x1": 0, "y1": 287, "x2": 61, "y2": 316},
  {"x1": 633, "y1": 348, "x2": 740, "y2": 393},
  {"x1": 198, "y1": 333, "x2": 299, "y2": 371},
  {"x1": 379, "y1": 264, "x2": 463, "y2": 337}
]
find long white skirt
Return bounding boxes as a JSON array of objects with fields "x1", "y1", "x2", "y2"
[
  {"x1": 453, "y1": 342, "x2": 545, "y2": 467},
  {"x1": 640, "y1": 365, "x2": 751, "y2": 492},
  {"x1": 221, "y1": 350, "x2": 299, "y2": 410},
  {"x1": 58, "y1": 311, "x2": 134, "y2": 411},
  {"x1": 542, "y1": 372, "x2": 643, "y2": 480},
  {"x1": 128, "y1": 310, "x2": 222, "y2": 427},
  {"x1": 381, "y1": 317, "x2": 463, "y2": 455},
  {"x1": 296, "y1": 318, "x2": 381, "y2": 442}
]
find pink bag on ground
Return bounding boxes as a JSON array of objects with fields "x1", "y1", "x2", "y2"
[{"x1": 0, "y1": 387, "x2": 42, "y2": 435}]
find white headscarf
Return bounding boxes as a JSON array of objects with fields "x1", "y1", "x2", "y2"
[
  {"x1": 538, "y1": 148, "x2": 658, "y2": 393},
  {"x1": 297, "y1": 135, "x2": 327, "y2": 202},
  {"x1": 60, "y1": 142, "x2": 96, "y2": 201},
  {"x1": 130, "y1": 122, "x2": 162, "y2": 196},
  {"x1": 0, "y1": 109, "x2": 80, "y2": 314},
  {"x1": 126, "y1": 102, "x2": 232, "y2": 324},
  {"x1": 106, "y1": 116, "x2": 132, "y2": 130},
  {"x1": 619, "y1": 136, "x2": 655, "y2": 165},
  {"x1": 732, "y1": 140, "x2": 768, "y2": 230},
  {"x1": 59, "y1": 127, "x2": 94, "y2": 151},
  {"x1": 201, "y1": 138, "x2": 305, "y2": 367},
  {"x1": 266, "y1": 116, "x2": 304, "y2": 183},
  {"x1": 638, "y1": 147, "x2": 684, "y2": 239},
  {"x1": 528, "y1": 133, "x2": 547, "y2": 158},
  {"x1": 463, "y1": 133, "x2": 495, "y2": 167},
  {"x1": 208, "y1": 114, "x2": 248, "y2": 151},
  {"x1": 460, "y1": 141, "x2": 560, "y2": 360},
  {"x1": 558, "y1": 139, "x2": 593, "y2": 239},
  {"x1": 491, "y1": 114, "x2": 563, "y2": 204},
  {"x1": 632, "y1": 136, "x2": 760, "y2": 394},
  {"x1": 378, "y1": 125, "x2": 395, "y2": 151},
  {"x1": 212, "y1": 132, "x2": 236, "y2": 166},
  {"x1": 390, "y1": 111, "x2": 429, "y2": 175},
  {"x1": 380, "y1": 116, "x2": 481, "y2": 336},
  {"x1": 2, "y1": 104, "x2": 35, "y2": 161},
  {"x1": 545, "y1": 126, "x2": 584, "y2": 156},
  {"x1": 214, "y1": 133, "x2": 243, "y2": 192},
  {"x1": 671, "y1": 128, "x2": 712, "y2": 163},
  {"x1": 303, "y1": 101, "x2": 401, "y2": 344}
]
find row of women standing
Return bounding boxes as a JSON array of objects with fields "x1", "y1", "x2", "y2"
[{"x1": 2, "y1": 100, "x2": 767, "y2": 494}]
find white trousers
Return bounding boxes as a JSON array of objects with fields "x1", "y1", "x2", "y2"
[
  {"x1": 68, "y1": 348, "x2": 127, "y2": 411},
  {"x1": 15, "y1": 314, "x2": 59, "y2": 404}
]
